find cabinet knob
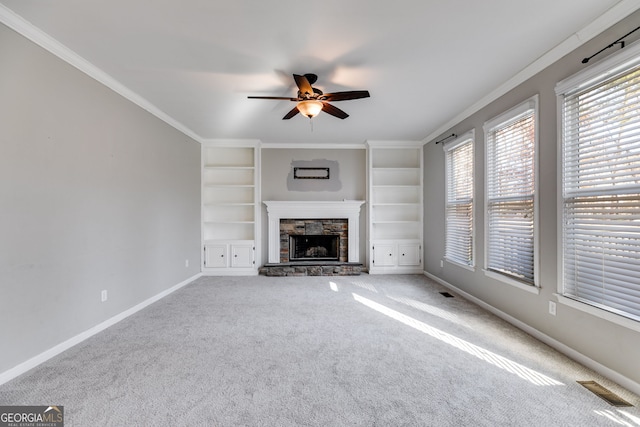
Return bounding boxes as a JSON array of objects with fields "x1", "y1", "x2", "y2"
[{"x1": 220, "y1": 254, "x2": 224, "y2": 257}]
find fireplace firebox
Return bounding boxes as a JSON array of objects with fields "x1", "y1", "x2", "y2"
[{"x1": 289, "y1": 235, "x2": 340, "y2": 261}]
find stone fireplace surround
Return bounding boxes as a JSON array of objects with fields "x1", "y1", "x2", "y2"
[
  {"x1": 283, "y1": 220, "x2": 346, "y2": 262},
  {"x1": 263, "y1": 200, "x2": 365, "y2": 263},
  {"x1": 262, "y1": 201, "x2": 365, "y2": 276}
]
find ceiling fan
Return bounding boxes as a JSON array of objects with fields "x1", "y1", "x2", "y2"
[{"x1": 248, "y1": 73, "x2": 370, "y2": 120}]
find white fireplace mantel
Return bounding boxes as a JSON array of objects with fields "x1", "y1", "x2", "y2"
[{"x1": 263, "y1": 200, "x2": 365, "y2": 263}]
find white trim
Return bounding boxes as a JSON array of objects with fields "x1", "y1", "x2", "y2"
[
  {"x1": 260, "y1": 142, "x2": 366, "y2": 150},
  {"x1": 0, "y1": 273, "x2": 202, "y2": 386},
  {"x1": 443, "y1": 130, "x2": 475, "y2": 268},
  {"x1": 263, "y1": 200, "x2": 365, "y2": 263},
  {"x1": 483, "y1": 269, "x2": 541, "y2": 295},
  {"x1": 0, "y1": 4, "x2": 202, "y2": 144},
  {"x1": 202, "y1": 269, "x2": 258, "y2": 276},
  {"x1": 556, "y1": 50, "x2": 640, "y2": 323},
  {"x1": 200, "y1": 139, "x2": 261, "y2": 148},
  {"x1": 555, "y1": 38, "x2": 640, "y2": 96},
  {"x1": 366, "y1": 140, "x2": 425, "y2": 149},
  {"x1": 554, "y1": 294, "x2": 640, "y2": 333},
  {"x1": 442, "y1": 129, "x2": 474, "y2": 152},
  {"x1": 424, "y1": 271, "x2": 640, "y2": 397},
  {"x1": 424, "y1": 0, "x2": 640, "y2": 145},
  {"x1": 483, "y1": 95, "x2": 540, "y2": 287},
  {"x1": 444, "y1": 257, "x2": 476, "y2": 272},
  {"x1": 483, "y1": 96, "x2": 537, "y2": 133}
]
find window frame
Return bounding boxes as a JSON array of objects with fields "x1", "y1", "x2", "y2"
[
  {"x1": 443, "y1": 130, "x2": 475, "y2": 269},
  {"x1": 555, "y1": 40, "x2": 640, "y2": 331},
  {"x1": 483, "y1": 95, "x2": 540, "y2": 292}
]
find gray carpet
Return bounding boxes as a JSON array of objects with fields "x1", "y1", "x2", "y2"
[{"x1": 1, "y1": 274, "x2": 639, "y2": 426}]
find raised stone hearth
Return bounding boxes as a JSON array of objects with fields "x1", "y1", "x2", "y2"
[{"x1": 259, "y1": 261, "x2": 363, "y2": 276}]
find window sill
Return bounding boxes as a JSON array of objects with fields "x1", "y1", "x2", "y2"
[
  {"x1": 444, "y1": 258, "x2": 475, "y2": 272},
  {"x1": 483, "y1": 269, "x2": 540, "y2": 294},
  {"x1": 554, "y1": 294, "x2": 640, "y2": 333}
]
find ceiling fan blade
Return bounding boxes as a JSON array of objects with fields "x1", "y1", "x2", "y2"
[
  {"x1": 304, "y1": 73, "x2": 318, "y2": 85},
  {"x1": 293, "y1": 74, "x2": 314, "y2": 97},
  {"x1": 321, "y1": 102, "x2": 349, "y2": 119},
  {"x1": 248, "y1": 96, "x2": 298, "y2": 101},
  {"x1": 282, "y1": 106, "x2": 300, "y2": 120},
  {"x1": 320, "y1": 90, "x2": 370, "y2": 102}
]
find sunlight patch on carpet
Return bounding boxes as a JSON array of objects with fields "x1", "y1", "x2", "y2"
[
  {"x1": 353, "y1": 293, "x2": 563, "y2": 386},
  {"x1": 350, "y1": 280, "x2": 378, "y2": 293},
  {"x1": 593, "y1": 409, "x2": 640, "y2": 426},
  {"x1": 385, "y1": 295, "x2": 461, "y2": 325}
]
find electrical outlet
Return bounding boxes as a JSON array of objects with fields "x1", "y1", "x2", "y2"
[
  {"x1": 101, "y1": 290, "x2": 108, "y2": 302},
  {"x1": 549, "y1": 301, "x2": 557, "y2": 316},
  {"x1": 185, "y1": 259, "x2": 189, "y2": 268}
]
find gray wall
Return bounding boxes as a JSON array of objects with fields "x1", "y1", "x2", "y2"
[
  {"x1": 423, "y1": 11, "x2": 640, "y2": 388},
  {"x1": 260, "y1": 148, "x2": 366, "y2": 265},
  {"x1": 0, "y1": 24, "x2": 201, "y2": 374}
]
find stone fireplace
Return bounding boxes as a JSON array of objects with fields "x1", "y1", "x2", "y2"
[
  {"x1": 281, "y1": 219, "x2": 347, "y2": 263},
  {"x1": 263, "y1": 201, "x2": 365, "y2": 266},
  {"x1": 289, "y1": 234, "x2": 340, "y2": 262}
]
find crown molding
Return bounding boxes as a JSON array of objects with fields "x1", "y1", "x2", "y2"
[
  {"x1": 423, "y1": 0, "x2": 640, "y2": 144},
  {"x1": 0, "y1": 4, "x2": 203, "y2": 144},
  {"x1": 260, "y1": 142, "x2": 366, "y2": 149}
]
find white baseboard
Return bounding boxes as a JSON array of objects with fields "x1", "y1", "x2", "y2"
[
  {"x1": 424, "y1": 271, "x2": 640, "y2": 397},
  {"x1": 0, "y1": 273, "x2": 202, "y2": 386}
]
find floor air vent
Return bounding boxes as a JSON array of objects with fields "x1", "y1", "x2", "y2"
[
  {"x1": 440, "y1": 292, "x2": 454, "y2": 298},
  {"x1": 577, "y1": 381, "x2": 633, "y2": 407}
]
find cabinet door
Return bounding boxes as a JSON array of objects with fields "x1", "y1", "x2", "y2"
[
  {"x1": 205, "y1": 244, "x2": 227, "y2": 268},
  {"x1": 231, "y1": 244, "x2": 254, "y2": 268},
  {"x1": 372, "y1": 243, "x2": 395, "y2": 266},
  {"x1": 398, "y1": 243, "x2": 421, "y2": 266}
]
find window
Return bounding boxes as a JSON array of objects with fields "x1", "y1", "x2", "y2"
[
  {"x1": 484, "y1": 96, "x2": 538, "y2": 285},
  {"x1": 444, "y1": 132, "x2": 474, "y2": 267},
  {"x1": 557, "y1": 45, "x2": 640, "y2": 322}
]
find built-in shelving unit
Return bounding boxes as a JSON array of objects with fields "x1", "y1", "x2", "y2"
[
  {"x1": 202, "y1": 143, "x2": 260, "y2": 275},
  {"x1": 367, "y1": 141, "x2": 423, "y2": 274}
]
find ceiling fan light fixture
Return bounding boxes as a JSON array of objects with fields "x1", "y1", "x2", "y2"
[{"x1": 297, "y1": 100, "x2": 323, "y2": 118}]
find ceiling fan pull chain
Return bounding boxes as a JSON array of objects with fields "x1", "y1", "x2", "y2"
[{"x1": 309, "y1": 117, "x2": 314, "y2": 132}]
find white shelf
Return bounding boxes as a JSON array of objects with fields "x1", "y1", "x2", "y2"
[
  {"x1": 372, "y1": 185, "x2": 419, "y2": 188},
  {"x1": 203, "y1": 165, "x2": 254, "y2": 169},
  {"x1": 203, "y1": 146, "x2": 254, "y2": 167},
  {"x1": 203, "y1": 184, "x2": 255, "y2": 188},
  {"x1": 372, "y1": 220, "x2": 420, "y2": 224},
  {"x1": 367, "y1": 142, "x2": 424, "y2": 273},
  {"x1": 204, "y1": 221, "x2": 254, "y2": 225},
  {"x1": 370, "y1": 148, "x2": 421, "y2": 169},
  {"x1": 202, "y1": 144, "x2": 260, "y2": 272},
  {"x1": 204, "y1": 202, "x2": 255, "y2": 206}
]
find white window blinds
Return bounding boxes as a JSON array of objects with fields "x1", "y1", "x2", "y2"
[
  {"x1": 485, "y1": 98, "x2": 537, "y2": 284},
  {"x1": 445, "y1": 135, "x2": 474, "y2": 266},
  {"x1": 559, "y1": 57, "x2": 640, "y2": 322}
]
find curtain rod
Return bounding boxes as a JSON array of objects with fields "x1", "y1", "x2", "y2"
[
  {"x1": 435, "y1": 133, "x2": 457, "y2": 145},
  {"x1": 582, "y1": 25, "x2": 640, "y2": 64}
]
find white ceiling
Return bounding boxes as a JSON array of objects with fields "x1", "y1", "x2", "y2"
[{"x1": 1, "y1": 1, "x2": 637, "y2": 145}]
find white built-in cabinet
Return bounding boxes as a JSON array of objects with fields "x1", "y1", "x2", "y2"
[
  {"x1": 202, "y1": 143, "x2": 260, "y2": 275},
  {"x1": 367, "y1": 141, "x2": 423, "y2": 274}
]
